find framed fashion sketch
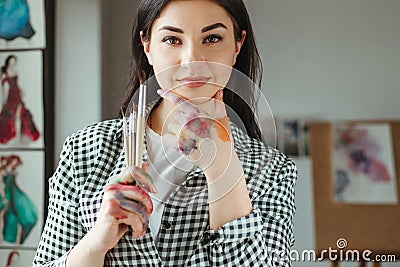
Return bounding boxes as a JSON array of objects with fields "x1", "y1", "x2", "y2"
[
  {"x1": 0, "y1": 0, "x2": 46, "y2": 50},
  {"x1": 0, "y1": 51, "x2": 44, "y2": 149},
  {"x1": 0, "y1": 151, "x2": 45, "y2": 248}
]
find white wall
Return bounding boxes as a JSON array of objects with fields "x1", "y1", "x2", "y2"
[
  {"x1": 246, "y1": 0, "x2": 400, "y2": 121},
  {"x1": 55, "y1": 0, "x2": 102, "y2": 158},
  {"x1": 245, "y1": 1, "x2": 400, "y2": 266}
]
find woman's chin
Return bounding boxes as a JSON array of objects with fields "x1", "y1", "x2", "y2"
[
  {"x1": 171, "y1": 84, "x2": 222, "y2": 103},
  {"x1": 175, "y1": 91, "x2": 218, "y2": 104}
]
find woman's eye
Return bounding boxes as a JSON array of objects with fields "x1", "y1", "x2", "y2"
[
  {"x1": 203, "y1": 34, "x2": 223, "y2": 44},
  {"x1": 162, "y1": 36, "x2": 181, "y2": 45}
]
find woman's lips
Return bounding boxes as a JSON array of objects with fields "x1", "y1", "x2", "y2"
[{"x1": 178, "y1": 76, "x2": 211, "y2": 88}]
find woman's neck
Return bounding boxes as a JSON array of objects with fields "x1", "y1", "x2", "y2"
[
  {"x1": 5, "y1": 69, "x2": 17, "y2": 77},
  {"x1": 148, "y1": 99, "x2": 175, "y2": 136}
]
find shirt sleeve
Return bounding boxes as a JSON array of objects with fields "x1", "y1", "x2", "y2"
[
  {"x1": 201, "y1": 158, "x2": 297, "y2": 267},
  {"x1": 32, "y1": 136, "x2": 84, "y2": 267}
]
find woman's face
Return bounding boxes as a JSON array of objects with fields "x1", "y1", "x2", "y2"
[
  {"x1": 143, "y1": 0, "x2": 245, "y2": 100},
  {"x1": 8, "y1": 57, "x2": 16, "y2": 68}
]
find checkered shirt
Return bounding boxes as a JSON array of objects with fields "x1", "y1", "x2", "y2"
[{"x1": 33, "y1": 118, "x2": 297, "y2": 267}]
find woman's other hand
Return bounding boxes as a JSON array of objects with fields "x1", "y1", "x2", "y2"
[{"x1": 157, "y1": 89, "x2": 236, "y2": 181}]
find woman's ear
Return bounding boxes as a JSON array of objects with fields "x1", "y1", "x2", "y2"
[
  {"x1": 233, "y1": 30, "x2": 246, "y2": 64},
  {"x1": 140, "y1": 31, "x2": 153, "y2": 66}
]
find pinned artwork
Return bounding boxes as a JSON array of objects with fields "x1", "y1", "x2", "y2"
[
  {"x1": 332, "y1": 123, "x2": 398, "y2": 204},
  {"x1": 277, "y1": 118, "x2": 311, "y2": 157},
  {"x1": 0, "y1": 151, "x2": 44, "y2": 247},
  {"x1": 0, "y1": 0, "x2": 46, "y2": 50},
  {"x1": 0, "y1": 51, "x2": 43, "y2": 148}
]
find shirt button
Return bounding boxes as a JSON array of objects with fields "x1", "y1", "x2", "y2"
[
  {"x1": 201, "y1": 233, "x2": 210, "y2": 245},
  {"x1": 210, "y1": 233, "x2": 219, "y2": 241},
  {"x1": 163, "y1": 222, "x2": 171, "y2": 229}
]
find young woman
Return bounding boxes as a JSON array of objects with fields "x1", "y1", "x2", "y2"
[{"x1": 33, "y1": 0, "x2": 297, "y2": 266}]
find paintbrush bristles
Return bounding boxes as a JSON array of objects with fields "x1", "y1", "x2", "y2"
[{"x1": 138, "y1": 70, "x2": 146, "y2": 84}]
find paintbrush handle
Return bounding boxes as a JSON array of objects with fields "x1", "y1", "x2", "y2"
[
  {"x1": 135, "y1": 83, "x2": 146, "y2": 167},
  {"x1": 135, "y1": 115, "x2": 145, "y2": 167}
]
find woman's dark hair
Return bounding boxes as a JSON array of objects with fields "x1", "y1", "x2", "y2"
[
  {"x1": 123, "y1": 0, "x2": 263, "y2": 141},
  {"x1": 1, "y1": 55, "x2": 16, "y2": 76}
]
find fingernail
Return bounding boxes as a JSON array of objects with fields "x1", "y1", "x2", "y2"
[
  {"x1": 151, "y1": 185, "x2": 158, "y2": 194},
  {"x1": 133, "y1": 230, "x2": 142, "y2": 239},
  {"x1": 157, "y1": 89, "x2": 164, "y2": 96},
  {"x1": 141, "y1": 231, "x2": 146, "y2": 237}
]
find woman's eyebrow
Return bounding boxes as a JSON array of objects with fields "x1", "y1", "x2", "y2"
[
  {"x1": 201, "y1": 22, "x2": 227, "y2": 33},
  {"x1": 157, "y1": 23, "x2": 227, "y2": 34},
  {"x1": 158, "y1": 25, "x2": 184, "y2": 33}
]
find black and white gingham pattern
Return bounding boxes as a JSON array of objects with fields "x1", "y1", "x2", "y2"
[{"x1": 33, "y1": 118, "x2": 297, "y2": 267}]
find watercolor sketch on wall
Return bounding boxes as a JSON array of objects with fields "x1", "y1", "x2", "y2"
[
  {"x1": 0, "y1": 0, "x2": 46, "y2": 50},
  {"x1": 276, "y1": 118, "x2": 310, "y2": 157},
  {"x1": 332, "y1": 123, "x2": 398, "y2": 204},
  {"x1": 0, "y1": 51, "x2": 44, "y2": 148},
  {"x1": 0, "y1": 151, "x2": 44, "y2": 247}
]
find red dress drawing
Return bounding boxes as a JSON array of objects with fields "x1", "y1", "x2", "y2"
[{"x1": 0, "y1": 75, "x2": 39, "y2": 144}]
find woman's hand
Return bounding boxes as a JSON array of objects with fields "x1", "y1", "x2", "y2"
[
  {"x1": 90, "y1": 166, "x2": 156, "y2": 253},
  {"x1": 66, "y1": 166, "x2": 156, "y2": 266},
  {"x1": 157, "y1": 89, "x2": 236, "y2": 180}
]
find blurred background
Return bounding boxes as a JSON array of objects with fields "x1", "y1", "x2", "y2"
[{"x1": 53, "y1": 0, "x2": 399, "y2": 266}]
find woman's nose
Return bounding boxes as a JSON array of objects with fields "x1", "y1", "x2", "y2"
[{"x1": 180, "y1": 42, "x2": 204, "y2": 64}]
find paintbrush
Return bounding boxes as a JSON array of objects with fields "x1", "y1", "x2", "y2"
[
  {"x1": 120, "y1": 107, "x2": 131, "y2": 168},
  {"x1": 135, "y1": 71, "x2": 147, "y2": 167},
  {"x1": 120, "y1": 73, "x2": 154, "y2": 192}
]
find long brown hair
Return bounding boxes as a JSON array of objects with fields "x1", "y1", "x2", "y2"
[
  {"x1": 0, "y1": 55, "x2": 16, "y2": 76},
  {"x1": 122, "y1": 0, "x2": 263, "y2": 141}
]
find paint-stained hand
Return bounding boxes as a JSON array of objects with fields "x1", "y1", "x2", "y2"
[
  {"x1": 110, "y1": 163, "x2": 157, "y2": 194},
  {"x1": 157, "y1": 89, "x2": 235, "y2": 176},
  {"x1": 92, "y1": 166, "x2": 156, "y2": 253}
]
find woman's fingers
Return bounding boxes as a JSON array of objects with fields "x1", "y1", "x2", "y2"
[
  {"x1": 101, "y1": 193, "x2": 146, "y2": 238},
  {"x1": 162, "y1": 133, "x2": 179, "y2": 150},
  {"x1": 117, "y1": 195, "x2": 149, "y2": 227},
  {"x1": 173, "y1": 110, "x2": 188, "y2": 125},
  {"x1": 142, "y1": 162, "x2": 149, "y2": 173},
  {"x1": 103, "y1": 184, "x2": 152, "y2": 238},
  {"x1": 121, "y1": 212, "x2": 145, "y2": 238},
  {"x1": 130, "y1": 166, "x2": 157, "y2": 194},
  {"x1": 157, "y1": 89, "x2": 199, "y2": 116},
  {"x1": 118, "y1": 203, "x2": 146, "y2": 237},
  {"x1": 167, "y1": 119, "x2": 183, "y2": 135},
  {"x1": 158, "y1": 88, "x2": 227, "y2": 121},
  {"x1": 105, "y1": 184, "x2": 153, "y2": 214},
  {"x1": 110, "y1": 166, "x2": 157, "y2": 194},
  {"x1": 213, "y1": 90, "x2": 227, "y2": 120}
]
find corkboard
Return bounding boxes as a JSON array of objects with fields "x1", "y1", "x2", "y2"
[{"x1": 310, "y1": 121, "x2": 400, "y2": 258}]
